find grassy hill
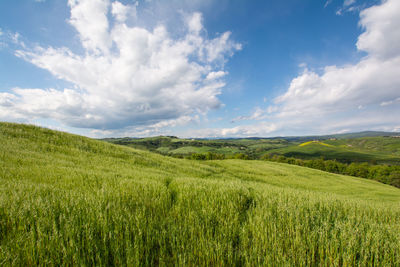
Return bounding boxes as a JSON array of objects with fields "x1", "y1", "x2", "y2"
[
  {"x1": 104, "y1": 134, "x2": 400, "y2": 165},
  {"x1": 104, "y1": 136, "x2": 290, "y2": 159},
  {"x1": 1, "y1": 123, "x2": 400, "y2": 266},
  {"x1": 266, "y1": 136, "x2": 400, "y2": 166}
]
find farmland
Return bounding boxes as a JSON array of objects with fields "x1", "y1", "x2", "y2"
[
  {"x1": 1, "y1": 123, "x2": 400, "y2": 265},
  {"x1": 104, "y1": 133, "x2": 400, "y2": 164},
  {"x1": 105, "y1": 133, "x2": 400, "y2": 187}
]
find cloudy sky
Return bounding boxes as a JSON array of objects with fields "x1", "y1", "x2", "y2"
[{"x1": 0, "y1": 0, "x2": 399, "y2": 138}]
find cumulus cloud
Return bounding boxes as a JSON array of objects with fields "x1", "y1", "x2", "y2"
[
  {"x1": 357, "y1": 0, "x2": 400, "y2": 60},
  {"x1": 272, "y1": 0, "x2": 400, "y2": 134},
  {"x1": 89, "y1": 115, "x2": 199, "y2": 138},
  {"x1": 111, "y1": 1, "x2": 138, "y2": 23},
  {"x1": 1, "y1": 0, "x2": 240, "y2": 131},
  {"x1": 68, "y1": 0, "x2": 111, "y2": 55},
  {"x1": 206, "y1": 71, "x2": 227, "y2": 81},
  {"x1": 209, "y1": 0, "x2": 400, "y2": 137}
]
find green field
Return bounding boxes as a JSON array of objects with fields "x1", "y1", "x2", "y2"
[
  {"x1": 1, "y1": 123, "x2": 400, "y2": 266},
  {"x1": 105, "y1": 135, "x2": 400, "y2": 187},
  {"x1": 271, "y1": 137, "x2": 400, "y2": 164},
  {"x1": 104, "y1": 134, "x2": 400, "y2": 164}
]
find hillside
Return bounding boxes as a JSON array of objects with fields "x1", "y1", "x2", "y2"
[
  {"x1": 105, "y1": 134, "x2": 400, "y2": 166},
  {"x1": 271, "y1": 136, "x2": 400, "y2": 164},
  {"x1": 1, "y1": 123, "x2": 400, "y2": 266}
]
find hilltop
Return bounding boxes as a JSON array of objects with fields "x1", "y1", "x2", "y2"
[{"x1": 1, "y1": 123, "x2": 400, "y2": 265}]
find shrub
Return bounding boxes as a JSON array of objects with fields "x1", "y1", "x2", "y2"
[{"x1": 190, "y1": 153, "x2": 207, "y2": 160}]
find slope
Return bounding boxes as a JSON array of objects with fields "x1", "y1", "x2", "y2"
[
  {"x1": 269, "y1": 136, "x2": 400, "y2": 164},
  {"x1": 1, "y1": 123, "x2": 400, "y2": 266},
  {"x1": 104, "y1": 135, "x2": 400, "y2": 165}
]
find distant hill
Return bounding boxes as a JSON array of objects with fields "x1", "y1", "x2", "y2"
[
  {"x1": 104, "y1": 132, "x2": 400, "y2": 165},
  {"x1": 244, "y1": 131, "x2": 400, "y2": 142},
  {"x1": 1, "y1": 122, "x2": 400, "y2": 265},
  {"x1": 102, "y1": 131, "x2": 400, "y2": 142}
]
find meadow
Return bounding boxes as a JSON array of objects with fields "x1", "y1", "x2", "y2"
[{"x1": 1, "y1": 123, "x2": 400, "y2": 266}]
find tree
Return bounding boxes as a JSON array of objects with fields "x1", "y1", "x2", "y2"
[
  {"x1": 191, "y1": 153, "x2": 206, "y2": 160},
  {"x1": 389, "y1": 171, "x2": 400, "y2": 188}
]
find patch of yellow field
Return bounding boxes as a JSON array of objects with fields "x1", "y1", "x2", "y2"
[{"x1": 299, "y1": 141, "x2": 334, "y2": 147}]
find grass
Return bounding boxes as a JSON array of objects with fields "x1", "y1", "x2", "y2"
[
  {"x1": 169, "y1": 146, "x2": 214, "y2": 154},
  {"x1": 169, "y1": 146, "x2": 242, "y2": 155},
  {"x1": 1, "y1": 122, "x2": 400, "y2": 266}
]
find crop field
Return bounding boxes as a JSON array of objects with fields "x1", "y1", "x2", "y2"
[
  {"x1": 298, "y1": 141, "x2": 334, "y2": 147},
  {"x1": 1, "y1": 123, "x2": 400, "y2": 266}
]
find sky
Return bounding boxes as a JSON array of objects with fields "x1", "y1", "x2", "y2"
[{"x1": 0, "y1": 0, "x2": 399, "y2": 138}]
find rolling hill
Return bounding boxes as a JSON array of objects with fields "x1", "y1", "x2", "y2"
[
  {"x1": 270, "y1": 136, "x2": 400, "y2": 164},
  {"x1": 1, "y1": 123, "x2": 400, "y2": 266},
  {"x1": 105, "y1": 133, "x2": 400, "y2": 165}
]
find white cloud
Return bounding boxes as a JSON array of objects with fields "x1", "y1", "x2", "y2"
[
  {"x1": 380, "y1": 98, "x2": 400, "y2": 106},
  {"x1": 344, "y1": 0, "x2": 356, "y2": 7},
  {"x1": 68, "y1": 0, "x2": 111, "y2": 55},
  {"x1": 112, "y1": 1, "x2": 138, "y2": 23},
  {"x1": 357, "y1": 0, "x2": 400, "y2": 60},
  {"x1": 231, "y1": 107, "x2": 268, "y2": 123},
  {"x1": 204, "y1": 31, "x2": 242, "y2": 63},
  {"x1": 336, "y1": 0, "x2": 361, "y2": 15},
  {"x1": 217, "y1": 0, "x2": 400, "y2": 137},
  {"x1": 185, "y1": 12, "x2": 203, "y2": 34},
  {"x1": 206, "y1": 71, "x2": 227, "y2": 80},
  {"x1": 89, "y1": 115, "x2": 199, "y2": 138},
  {"x1": 10, "y1": 32, "x2": 24, "y2": 47},
  {"x1": 185, "y1": 122, "x2": 277, "y2": 138},
  {"x1": 231, "y1": 105, "x2": 279, "y2": 123},
  {"x1": 271, "y1": 0, "x2": 400, "y2": 134},
  {"x1": 1, "y1": 0, "x2": 240, "y2": 131},
  {"x1": 324, "y1": 0, "x2": 333, "y2": 8}
]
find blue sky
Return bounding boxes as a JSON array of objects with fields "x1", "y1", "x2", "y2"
[{"x1": 1, "y1": 0, "x2": 399, "y2": 138}]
